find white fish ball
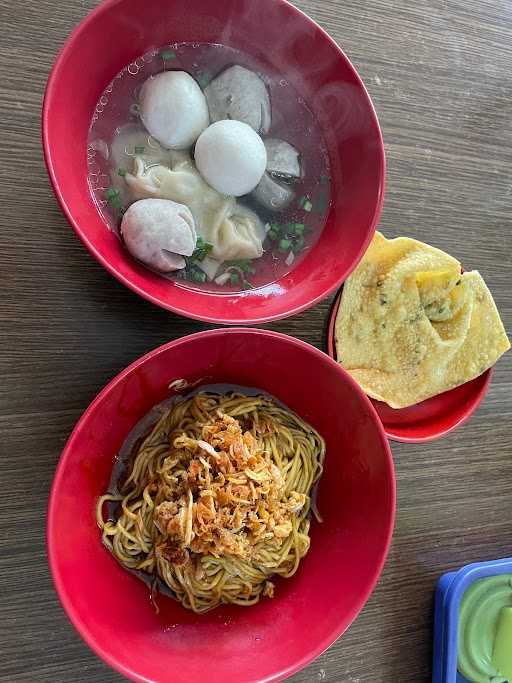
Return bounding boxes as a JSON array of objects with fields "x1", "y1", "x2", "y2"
[
  {"x1": 139, "y1": 71, "x2": 209, "y2": 150},
  {"x1": 194, "y1": 120, "x2": 267, "y2": 197}
]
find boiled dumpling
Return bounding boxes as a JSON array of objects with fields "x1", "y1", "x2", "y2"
[
  {"x1": 121, "y1": 198, "x2": 196, "y2": 273},
  {"x1": 126, "y1": 155, "x2": 204, "y2": 207},
  {"x1": 264, "y1": 138, "x2": 301, "y2": 180},
  {"x1": 204, "y1": 65, "x2": 271, "y2": 133},
  {"x1": 139, "y1": 71, "x2": 209, "y2": 149},
  {"x1": 252, "y1": 138, "x2": 301, "y2": 211},
  {"x1": 252, "y1": 172, "x2": 295, "y2": 211},
  {"x1": 194, "y1": 121, "x2": 267, "y2": 196},
  {"x1": 103, "y1": 124, "x2": 174, "y2": 205},
  {"x1": 125, "y1": 153, "x2": 264, "y2": 262},
  {"x1": 214, "y1": 204, "x2": 264, "y2": 261},
  {"x1": 109, "y1": 123, "x2": 172, "y2": 169}
]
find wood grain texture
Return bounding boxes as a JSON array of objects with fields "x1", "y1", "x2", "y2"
[{"x1": 0, "y1": 0, "x2": 511, "y2": 680}]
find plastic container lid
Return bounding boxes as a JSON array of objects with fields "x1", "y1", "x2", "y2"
[{"x1": 432, "y1": 557, "x2": 512, "y2": 683}]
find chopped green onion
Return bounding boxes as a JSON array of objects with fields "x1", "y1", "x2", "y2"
[
  {"x1": 293, "y1": 237, "x2": 305, "y2": 253},
  {"x1": 189, "y1": 237, "x2": 214, "y2": 263},
  {"x1": 226, "y1": 259, "x2": 253, "y2": 273},
  {"x1": 316, "y1": 194, "x2": 328, "y2": 211},
  {"x1": 278, "y1": 238, "x2": 291, "y2": 252},
  {"x1": 290, "y1": 222, "x2": 305, "y2": 235},
  {"x1": 268, "y1": 222, "x2": 283, "y2": 238},
  {"x1": 191, "y1": 269, "x2": 207, "y2": 283},
  {"x1": 160, "y1": 50, "x2": 176, "y2": 61},
  {"x1": 196, "y1": 71, "x2": 211, "y2": 88},
  {"x1": 267, "y1": 226, "x2": 280, "y2": 241},
  {"x1": 105, "y1": 187, "x2": 124, "y2": 212},
  {"x1": 117, "y1": 168, "x2": 127, "y2": 177},
  {"x1": 230, "y1": 272, "x2": 240, "y2": 286},
  {"x1": 299, "y1": 196, "x2": 313, "y2": 211},
  {"x1": 303, "y1": 199, "x2": 313, "y2": 212},
  {"x1": 134, "y1": 145, "x2": 145, "y2": 154},
  {"x1": 242, "y1": 282, "x2": 253, "y2": 291},
  {"x1": 105, "y1": 187, "x2": 119, "y2": 201}
]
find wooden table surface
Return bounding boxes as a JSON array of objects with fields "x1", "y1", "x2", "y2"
[{"x1": 1, "y1": 0, "x2": 511, "y2": 680}]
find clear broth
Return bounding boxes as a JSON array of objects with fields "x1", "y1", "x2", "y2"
[{"x1": 88, "y1": 43, "x2": 331, "y2": 292}]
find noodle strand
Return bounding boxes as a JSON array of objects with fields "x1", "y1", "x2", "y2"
[{"x1": 96, "y1": 392, "x2": 325, "y2": 613}]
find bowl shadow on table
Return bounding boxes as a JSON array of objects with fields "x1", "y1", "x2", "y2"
[
  {"x1": 48, "y1": 200, "x2": 213, "y2": 331},
  {"x1": 297, "y1": 539, "x2": 436, "y2": 683},
  {"x1": 371, "y1": 408, "x2": 512, "y2": 683},
  {"x1": 49, "y1": 191, "x2": 336, "y2": 357},
  {"x1": 352, "y1": 522, "x2": 437, "y2": 682}
]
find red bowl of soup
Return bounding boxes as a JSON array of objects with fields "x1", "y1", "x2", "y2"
[
  {"x1": 47, "y1": 328, "x2": 395, "y2": 682},
  {"x1": 42, "y1": 0, "x2": 385, "y2": 324}
]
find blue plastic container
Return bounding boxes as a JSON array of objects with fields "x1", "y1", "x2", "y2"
[{"x1": 433, "y1": 557, "x2": 512, "y2": 683}]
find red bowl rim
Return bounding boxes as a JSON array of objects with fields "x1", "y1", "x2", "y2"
[
  {"x1": 41, "y1": 0, "x2": 386, "y2": 325},
  {"x1": 326, "y1": 288, "x2": 492, "y2": 443},
  {"x1": 47, "y1": 328, "x2": 396, "y2": 683}
]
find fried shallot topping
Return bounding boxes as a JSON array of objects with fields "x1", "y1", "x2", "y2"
[{"x1": 153, "y1": 413, "x2": 306, "y2": 566}]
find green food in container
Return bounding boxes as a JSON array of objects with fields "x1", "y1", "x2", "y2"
[{"x1": 458, "y1": 574, "x2": 512, "y2": 683}]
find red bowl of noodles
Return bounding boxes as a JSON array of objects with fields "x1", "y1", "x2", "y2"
[
  {"x1": 47, "y1": 329, "x2": 395, "y2": 682},
  {"x1": 42, "y1": 0, "x2": 385, "y2": 324}
]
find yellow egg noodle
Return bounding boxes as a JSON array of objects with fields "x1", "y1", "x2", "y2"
[{"x1": 97, "y1": 392, "x2": 325, "y2": 613}]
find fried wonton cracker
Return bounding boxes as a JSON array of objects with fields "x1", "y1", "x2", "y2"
[{"x1": 335, "y1": 232, "x2": 510, "y2": 408}]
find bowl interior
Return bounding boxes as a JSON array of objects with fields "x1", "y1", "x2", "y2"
[
  {"x1": 327, "y1": 289, "x2": 492, "y2": 442},
  {"x1": 48, "y1": 329, "x2": 395, "y2": 683},
  {"x1": 43, "y1": 0, "x2": 385, "y2": 324}
]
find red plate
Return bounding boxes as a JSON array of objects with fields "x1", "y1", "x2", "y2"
[
  {"x1": 327, "y1": 288, "x2": 492, "y2": 443},
  {"x1": 47, "y1": 328, "x2": 395, "y2": 683},
  {"x1": 42, "y1": 0, "x2": 385, "y2": 325}
]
